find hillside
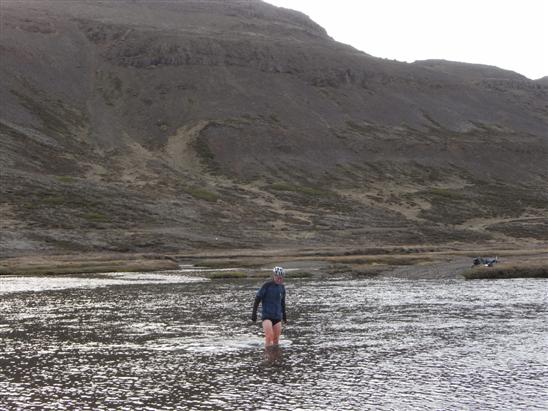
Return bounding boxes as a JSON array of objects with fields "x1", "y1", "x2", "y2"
[{"x1": 1, "y1": 0, "x2": 547, "y2": 256}]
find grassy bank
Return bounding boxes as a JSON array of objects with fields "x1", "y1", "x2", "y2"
[
  {"x1": 461, "y1": 263, "x2": 548, "y2": 280},
  {"x1": 2, "y1": 246, "x2": 546, "y2": 279},
  {"x1": 202, "y1": 270, "x2": 314, "y2": 280},
  {"x1": 0, "y1": 255, "x2": 178, "y2": 276}
]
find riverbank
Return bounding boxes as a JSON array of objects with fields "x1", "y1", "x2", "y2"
[
  {"x1": 461, "y1": 263, "x2": 548, "y2": 280},
  {"x1": 2, "y1": 245, "x2": 546, "y2": 279},
  {"x1": 0, "y1": 253, "x2": 178, "y2": 276},
  {"x1": 175, "y1": 245, "x2": 548, "y2": 280}
]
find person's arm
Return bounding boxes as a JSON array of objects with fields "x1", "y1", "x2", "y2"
[
  {"x1": 281, "y1": 286, "x2": 287, "y2": 322},
  {"x1": 252, "y1": 284, "x2": 265, "y2": 322},
  {"x1": 251, "y1": 295, "x2": 260, "y2": 322}
]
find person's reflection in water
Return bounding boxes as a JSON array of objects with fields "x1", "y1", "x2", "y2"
[{"x1": 264, "y1": 344, "x2": 283, "y2": 366}]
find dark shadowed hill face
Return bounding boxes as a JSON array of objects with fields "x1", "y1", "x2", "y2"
[
  {"x1": 1, "y1": 0, "x2": 547, "y2": 255},
  {"x1": 413, "y1": 59, "x2": 527, "y2": 81}
]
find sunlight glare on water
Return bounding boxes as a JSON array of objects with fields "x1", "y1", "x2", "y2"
[{"x1": 0, "y1": 274, "x2": 547, "y2": 410}]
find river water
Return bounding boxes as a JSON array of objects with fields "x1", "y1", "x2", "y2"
[{"x1": 0, "y1": 272, "x2": 546, "y2": 410}]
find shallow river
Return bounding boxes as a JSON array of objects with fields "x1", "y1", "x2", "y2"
[{"x1": 1, "y1": 272, "x2": 547, "y2": 410}]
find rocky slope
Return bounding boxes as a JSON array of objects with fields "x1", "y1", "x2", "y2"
[{"x1": 1, "y1": 0, "x2": 547, "y2": 256}]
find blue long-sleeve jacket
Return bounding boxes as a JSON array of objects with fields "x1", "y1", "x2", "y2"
[{"x1": 252, "y1": 281, "x2": 286, "y2": 321}]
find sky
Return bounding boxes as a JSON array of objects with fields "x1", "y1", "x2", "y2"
[{"x1": 265, "y1": 0, "x2": 548, "y2": 80}]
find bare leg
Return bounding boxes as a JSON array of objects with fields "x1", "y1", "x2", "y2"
[
  {"x1": 272, "y1": 321, "x2": 282, "y2": 345},
  {"x1": 262, "y1": 320, "x2": 274, "y2": 347}
]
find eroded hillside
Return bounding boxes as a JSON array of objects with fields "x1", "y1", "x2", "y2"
[{"x1": 1, "y1": 0, "x2": 547, "y2": 255}]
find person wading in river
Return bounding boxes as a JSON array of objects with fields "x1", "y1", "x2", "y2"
[{"x1": 251, "y1": 266, "x2": 287, "y2": 347}]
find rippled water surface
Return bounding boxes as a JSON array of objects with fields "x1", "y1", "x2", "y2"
[{"x1": 1, "y1": 272, "x2": 547, "y2": 410}]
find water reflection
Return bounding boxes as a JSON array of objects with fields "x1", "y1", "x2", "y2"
[
  {"x1": 263, "y1": 345, "x2": 284, "y2": 366},
  {"x1": 0, "y1": 275, "x2": 547, "y2": 410}
]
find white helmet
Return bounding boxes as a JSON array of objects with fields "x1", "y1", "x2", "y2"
[{"x1": 273, "y1": 266, "x2": 285, "y2": 277}]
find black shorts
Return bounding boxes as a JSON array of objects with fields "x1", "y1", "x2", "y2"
[{"x1": 263, "y1": 318, "x2": 281, "y2": 326}]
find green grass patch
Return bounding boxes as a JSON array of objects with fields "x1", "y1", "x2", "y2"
[
  {"x1": 0, "y1": 121, "x2": 28, "y2": 139},
  {"x1": 10, "y1": 89, "x2": 87, "y2": 135},
  {"x1": 195, "y1": 260, "x2": 263, "y2": 269},
  {"x1": 56, "y1": 175, "x2": 76, "y2": 183},
  {"x1": 208, "y1": 271, "x2": 247, "y2": 279},
  {"x1": 289, "y1": 271, "x2": 314, "y2": 278},
  {"x1": 428, "y1": 188, "x2": 467, "y2": 199},
  {"x1": 268, "y1": 183, "x2": 294, "y2": 191},
  {"x1": 334, "y1": 256, "x2": 432, "y2": 266},
  {"x1": 41, "y1": 194, "x2": 67, "y2": 206},
  {"x1": 192, "y1": 135, "x2": 219, "y2": 172},
  {"x1": 11, "y1": 89, "x2": 70, "y2": 135},
  {"x1": 223, "y1": 117, "x2": 253, "y2": 126},
  {"x1": 81, "y1": 212, "x2": 109, "y2": 222},
  {"x1": 269, "y1": 113, "x2": 280, "y2": 123},
  {"x1": 183, "y1": 186, "x2": 219, "y2": 202},
  {"x1": 351, "y1": 268, "x2": 385, "y2": 277},
  {"x1": 461, "y1": 264, "x2": 547, "y2": 280},
  {"x1": 268, "y1": 182, "x2": 332, "y2": 197},
  {"x1": 416, "y1": 182, "x2": 547, "y2": 226},
  {"x1": 0, "y1": 259, "x2": 179, "y2": 276}
]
